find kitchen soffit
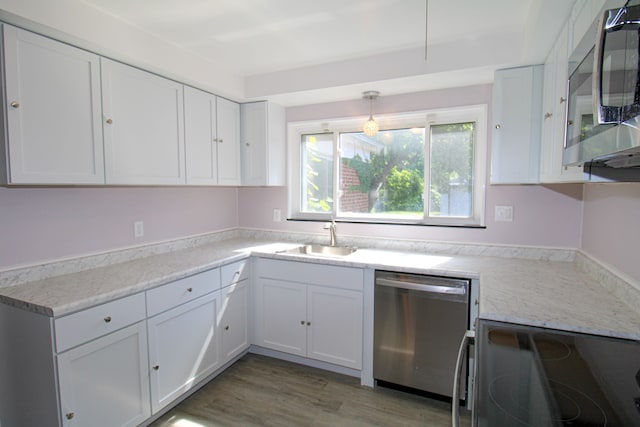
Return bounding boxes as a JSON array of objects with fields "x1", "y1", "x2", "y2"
[{"x1": 79, "y1": 0, "x2": 576, "y2": 105}]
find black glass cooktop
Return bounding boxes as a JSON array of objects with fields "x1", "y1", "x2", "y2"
[{"x1": 475, "y1": 320, "x2": 640, "y2": 426}]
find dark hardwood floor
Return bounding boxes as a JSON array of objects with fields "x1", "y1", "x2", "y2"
[{"x1": 149, "y1": 353, "x2": 472, "y2": 427}]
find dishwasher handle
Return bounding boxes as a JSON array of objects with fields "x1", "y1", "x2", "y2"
[
  {"x1": 452, "y1": 330, "x2": 475, "y2": 427},
  {"x1": 375, "y1": 277, "x2": 467, "y2": 295}
]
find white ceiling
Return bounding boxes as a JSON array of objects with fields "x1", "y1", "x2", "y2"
[{"x1": 78, "y1": 0, "x2": 577, "y2": 106}]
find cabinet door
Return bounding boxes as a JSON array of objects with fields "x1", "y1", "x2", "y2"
[
  {"x1": 240, "y1": 101, "x2": 285, "y2": 186},
  {"x1": 101, "y1": 58, "x2": 185, "y2": 185},
  {"x1": 240, "y1": 102, "x2": 267, "y2": 186},
  {"x1": 2, "y1": 25, "x2": 104, "y2": 184},
  {"x1": 540, "y1": 27, "x2": 586, "y2": 183},
  {"x1": 307, "y1": 285, "x2": 363, "y2": 369},
  {"x1": 491, "y1": 65, "x2": 544, "y2": 184},
  {"x1": 220, "y1": 280, "x2": 249, "y2": 362},
  {"x1": 147, "y1": 292, "x2": 221, "y2": 414},
  {"x1": 57, "y1": 321, "x2": 150, "y2": 427},
  {"x1": 216, "y1": 97, "x2": 241, "y2": 185},
  {"x1": 254, "y1": 278, "x2": 306, "y2": 356},
  {"x1": 184, "y1": 86, "x2": 217, "y2": 185}
]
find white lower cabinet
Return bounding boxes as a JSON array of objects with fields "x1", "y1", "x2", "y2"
[
  {"x1": 254, "y1": 258, "x2": 364, "y2": 370},
  {"x1": 57, "y1": 321, "x2": 151, "y2": 427},
  {"x1": 147, "y1": 291, "x2": 222, "y2": 414},
  {"x1": 220, "y1": 280, "x2": 249, "y2": 362},
  {"x1": 0, "y1": 260, "x2": 251, "y2": 427}
]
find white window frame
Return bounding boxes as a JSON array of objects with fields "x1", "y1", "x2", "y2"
[{"x1": 288, "y1": 104, "x2": 487, "y2": 227}]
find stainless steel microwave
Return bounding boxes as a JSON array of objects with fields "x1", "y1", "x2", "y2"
[{"x1": 564, "y1": 2, "x2": 640, "y2": 178}]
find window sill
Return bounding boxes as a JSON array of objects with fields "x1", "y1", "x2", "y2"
[{"x1": 286, "y1": 217, "x2": 486, "y2": 229}]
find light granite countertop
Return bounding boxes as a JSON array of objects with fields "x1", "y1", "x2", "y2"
[{"x1": 1, "y1": 237, "x2": 639, "y2": 341}]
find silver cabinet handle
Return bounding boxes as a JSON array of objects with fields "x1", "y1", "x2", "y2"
[
  {"x1": 560, "y1": 96, "x2": 567, "y2": 103},
  {"x1": 452, "y1": 330, "x2": 475, "y2": 427},
  {"x1": 494, "y1": 124, "x2": 501, "y2": 129},
  {"x1": 153, "y1": 365, "x2": 159, "y2": 371},
  {"x1": 224, "y1": 325, "x2": 229, "y2": 330},
  {"x1": 105, "y1": 118, "x2": 113, "y2": 124},
  {"x1": 187, "y1": 287, "x2": 193, "y2": 293},
  {"x1": 10, "y1": 101, "x2": 19, "y2": 108},
  {"x1": 104, "y1": 316, "x2": 112, "y2": 323},
  {"x1": 66, "y1": 412, "x2": 75, "y2": 420},
  {"x1": 544, "y1": 112, "x2": 552, "y2": 119}
]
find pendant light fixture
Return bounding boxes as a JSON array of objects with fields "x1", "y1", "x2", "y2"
[{"x1": 362, "y1": 91, "x2": 380, "y2": 137}]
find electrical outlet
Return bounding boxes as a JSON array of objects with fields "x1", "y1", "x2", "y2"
[
  {"x1": 272, "y1": 208, "x2": 281, "y2": 222},
  {"x1": 133, "y1": 221, "x2": 144, "y2": 238},
  {"x1": 494, "y1": 205, "x2": 514, "y2": 222}
]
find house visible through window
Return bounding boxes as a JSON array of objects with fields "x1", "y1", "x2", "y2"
[{"x1": 291, "y1": 105, "x2": 487, "y2": 226}]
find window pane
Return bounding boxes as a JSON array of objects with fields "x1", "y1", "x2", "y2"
[
  {"x1": 429, "y1": 123, "x2": 474, "y2": 218},
  {"x1": 301, "y1": 133, "x2": 334, "y2": 213},
  {"x1": 339, "y1": 129, "x2": 424, "y2": 219}
]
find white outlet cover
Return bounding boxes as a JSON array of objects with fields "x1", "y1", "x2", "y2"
[
  {"x1": 272, "y1": 208, "x2": 281, "y2": 222},
  {"x1": 494, "y1": 205, "x2": 514, "y2": 222},
  {"x1": 134, "y1": 221, "x2": 144, "y2": 237}
]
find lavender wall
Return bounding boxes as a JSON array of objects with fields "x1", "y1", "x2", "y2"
[
  {"x1": 238, "y1": 85, "x2": 584, "y2": 249},
  {"x1": 581, "y1": 183, "x2": 640, "y2": 282},
  {"x1": 0, "y1": 186, "x2": 238, "y2": 269}
]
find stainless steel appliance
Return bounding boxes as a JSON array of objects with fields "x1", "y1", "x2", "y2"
[
  {"x1": 564, "y1": 1, "x2": 640, "y2": 180},
  {"x1": 474, "y1": 320, "x2": 640, "y2": 426},
  {"x1": 373, "y1": 271, "x2": 470, "y2": 400}
]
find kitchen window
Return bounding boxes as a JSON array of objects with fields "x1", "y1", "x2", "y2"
[{"x1": 289, "y1": 105, "x2": 487, "y2": 226}]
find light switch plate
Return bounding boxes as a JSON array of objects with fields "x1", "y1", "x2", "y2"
[
  {"x1": 272, "y1": 208, "x2": 281, "y2": 222},
  {"x1": 494, "y1": 205, "x2": 514, "y2": 222}
]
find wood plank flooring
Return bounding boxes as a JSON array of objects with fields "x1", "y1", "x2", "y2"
[{"x1": 149, "y1": 353, "x2": 472, "y2": 427}]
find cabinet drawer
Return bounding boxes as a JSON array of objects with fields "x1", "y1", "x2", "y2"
[
  {"x1": 55, "y1": 293, "x2": 146, "y2": 353},
  {"x1": 147, "y1": 268, "x2": 221, "y2": 316},
  {"x1": 221, "y1": 259, "x2": 249, "y2": 288},
  {"x1": 256, "y1": 258, "x2": 363, "y2": 291}
]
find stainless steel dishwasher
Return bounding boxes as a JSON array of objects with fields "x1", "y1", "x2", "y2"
[{"x1": 374, "y1": 271, "x2": 470, "y2": 401}]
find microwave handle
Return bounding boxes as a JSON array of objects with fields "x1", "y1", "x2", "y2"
[
  {"x1": 452, "y1": 330, "x2": 475, "y2": 427},
  {"x1": 593, "y1": 10, "x2": 610, "y2": 125}
]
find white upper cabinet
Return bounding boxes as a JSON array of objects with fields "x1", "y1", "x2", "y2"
[
  {"x1": 1, "y1": 25, "x2": 104, "y2": 185},
  {"x1": 184, "y1": 86, "x2": 218, "y2": 185},
  {"x1": 183, "y1": 87, "x2": 242, "y2": 186},
  {"x1": 216, "y1": 97, "x2": 241, "y2": 185},
  {"x1": 240, "y1": 101, "x2": 285, "y2": 186},
  {"x1": 540, "y1": 27, "x2": 586, "y2": 183},
  {"x1": 101, "y1": 58, "x2": 185, "y2": 185},
  {"x1": 491, "y1": 65, "x2": 544, "y2": 184},
  {"x1": 568, "y1": 0, "x2": 607, "y2": 53}
]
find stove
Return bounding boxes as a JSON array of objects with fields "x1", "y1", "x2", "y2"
[{"x1": 475, "y1": 320, "x2": 640, "y2": 426}]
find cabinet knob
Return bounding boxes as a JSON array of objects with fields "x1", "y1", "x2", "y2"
[
  {"x1": 153, "y1": 365, "x2": 159, "y2": 371},
  {"x1": 106, "y1": 118, "x2": 113, "y2": 124},
  {"x1": 300, "y1": 320, "x2": 305, "y2": 325},
  {"x1": 218, "y1": 138, "x2": 224, "y2": 143},
  {"x1": 187, "y1": 287, "x2": 193, "y2": 292},
  {"x1": 544, "y1": 112, "x2": 552, "y2": 119},
  {"x1": 560, "y1": 97, "x2": 567, "y2": 103},
  {"x1": 495, "y1": 124, "x2": 501, "y2": 129},
  {"x1": 568, "y1": 120, "x2": 574, "y2": 125},
  {"x1": 224, "y1": 325, "x2": 230, "y2": 331},
  {"x1": 104, "y1": 316, "x2": 112, "y2": 323},
  {"x1": 10, "y1": 101, "x2": 19, "y2": 108},
  {"x1": 306, "y1": 321, "x2": 311, "y2": 326},
  {"x1": 245, "y1": 142, "x2": 250, "y2": 147},
  {"x1": 66, "y1": 412, "x2": 75, "y2": 420},
  {"x1": 212, "y1": 138, "x2": 218, "y2": 143}
]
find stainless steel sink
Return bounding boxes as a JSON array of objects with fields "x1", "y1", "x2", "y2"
[{"x1": 281, "y1": 244, "x2": 357, "y2": 257}]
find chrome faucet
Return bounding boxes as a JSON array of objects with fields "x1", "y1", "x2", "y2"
[{"x1": 324, "y1": 220, "x2": 337, "y2": 246}]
